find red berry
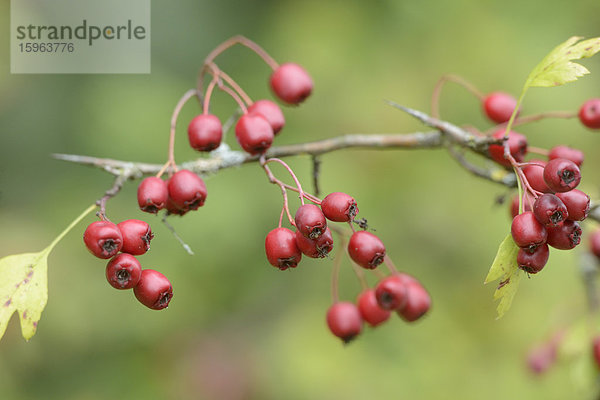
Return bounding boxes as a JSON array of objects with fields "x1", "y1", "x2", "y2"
[
  {"x1": 397, "y1": 280, "x2": 431, "y2": 322},
  {"x1": 326, "y1": 302, "x2": 362, "y2": 343},
  {"x1": 533, "y1": 194, "x2": 568, "y2": 227},
  {"x1": 517, "y1": 244, "x2": 549, "y2": 274},
  {"x1": 187, "y1": 114, "x2": 223, "y2": 152},
  {"x1": 295, "y1": 204, "x2": 327, "y2": 239},
  {"x1": 522, "y1": 160, "x2": 551, "y2": 193},
  {"x1": 357, "y1": 289, "x2": 391, "y2": 327},
  {"x1": 106, "y1": 253, "x2": 142, "y2": 289},
  {"x1": 167, "y1": 170, "x2": 207, "y2": 211},
  {"x1": 321, "y1": 192, "x2": 358, "y2": 222},
  {"x1": 483, "y1": 92, "x2": 518, "y2": 123},
  {"x1": 133, "y1": 269, "x2": 173, "y2": 310},
  {"x1": 556, "y1": 190, "x2": 590, "y2": 221},
  {"x1": 165, "y1": 196, "x2": 187, "y2": 216},
  {"x1": 527, "y1": 344, "x2": 557, "y2": 375},
  {"x1": 593, "y1": 337, "x2": 600, "y2": 369},
  {"x1": 488, "y1": 130, "x2": 528, "y2": 167},
  {"x1": 270, "y1": 63, "x2": 313, "y2": 105},
  {"x1": 137, "y1": 177, "x2": 168, "y2": 214},
  {"x1": 590, "y1": 230, "x2": 600, "y2": 259},
  {"x1": 265, "y1": 228, "x2": 302, "y2": 270},
  {"x1": 117, "y1": 219, "x2": 153, "y2": 255},
  {"x1": 579, "y1": 98, "x2": 600, "y2": 129},
  {"x1": 543, "y1": 158, "x2": 581, "y2": 193},
  {"x1": 548, "y1": 146, "x2": 584, "y2": 167},
  {"x1": 247, "y1": 99, "x2": 285, "y2": 135},
  {"x1": 511, "y1": 211, "x2": 547, "y2": 249},
  {"x1": 348, "y1": 231, "x2": 386, "y2": 269},
  {"x1": 83, "y1": 221, "x2": 123, "y2": 259},
  {"x1": 375, "y1": 274, "x2": 410, "y2": 310},
  {"x1": 546, "y1": 220, "x2": 582, "y2": 250},
  {"x1": 295, "y1": 228, "x2": 333, "y2": 258},
  {"x1": 235, "y1": 113, "x2": 274, "y2": 155}
]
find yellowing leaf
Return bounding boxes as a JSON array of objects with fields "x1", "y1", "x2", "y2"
[
  {"x1": 0, "y1": 250, "x2": 50, "y2": 340},
  {"x1": 0, "y1": 204, "x2": 96, "y2": 342},
  {"x1": 484, "y1": 234, "x2": 522, "y2": 319},
  {"x1": 526, "y1": 36, "x2": 600, "y2": 88}
]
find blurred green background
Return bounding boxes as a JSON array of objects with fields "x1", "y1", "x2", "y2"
[{"x1": 1, "y1": 0, "x2": 600, "y2": 399}]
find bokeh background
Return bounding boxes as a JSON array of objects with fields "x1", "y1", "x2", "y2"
[{"x1": 1, "y1": 1, "x2": 600, "y2": 399}]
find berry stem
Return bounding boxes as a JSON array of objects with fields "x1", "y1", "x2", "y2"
[
  {"x1": 491, "y1": 110, "x2": 577, "y2": 132},
  {"x1": 204, "y1": 35, "x2": 279, "y2": 71},
  {"x1": 262, "y1": 157, "x2": 306, "y2": 205},
  {"x1": 527, "y1": 146, "x2": 550, "y2": 157},
  {"x1": 431, "y1": 74, "x2": 485, "y2": 119},
  {"x1": 350, "y1": 261, "x2": 370, "y2": 291},
  {"x1": 203, "y1": 75, "x2": 219, "y2": 115},
  {"x1": 205, "y1": 62, "x2": 253, "y2": 106},
  {"x1": 166, "y1": 89, "x2": 202, "y2": 175},
  {"x1": 218, "y1": 83, "x2": 248, "y2": 113}
]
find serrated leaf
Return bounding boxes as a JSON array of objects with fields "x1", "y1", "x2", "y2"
[
  {"x1": 0, "y1": 250, "x2": 50, "y2": 340},
  {"x1": 484, "y1": 234, "x2": 521, "y2": 319},
  {"x1": 0, "y1": 204, "x2": 95, "y2": 342},
  {"x1": 526, "y1": 36, "x2": 600, "y2": 88}
]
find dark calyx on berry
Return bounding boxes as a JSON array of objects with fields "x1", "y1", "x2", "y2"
[
  {"x1": 517, "y1": 244, "x2": 549, "y2": 274},
  {"x1": 321, "y1": 192, "x2": 358, "y2": 222},
  {"x1": 83, "y1": 221, "x2": 123, "y2": 259},
  {"x1": 546, "y1": 220, "x2": 582, "y2": 250},
  {"x1": 295, "y1": 204, "x2": 327, "y2": 239}
]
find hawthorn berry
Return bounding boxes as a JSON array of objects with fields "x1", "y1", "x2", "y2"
[
  {"x1": 326, "y1": 302, "x2": 362, "y2": 343},
  {"x1": 543, "y1": 158, "x2": 581, "y2": 193},
  {"x1": 483, "y1": 92, "x2": 518, "y2": 124},
  {"x1": 593, "y1": 337, "x2": 600, "y2": 369},
  {"x1": 270, "y1": 63, "x2": 313, "y2": 105},
  {"x1": 517, "y1": 244, "x2": 549, "y2": 274},
  {"x1": 235, "y1": 113, "x2": 274, "y2": 155},
  {"x1": 295, "y1": 228, "x2": 333, "y2": 258},
  {"x1": 357, "y1": 289, "x2": 391, "y2": 327},
  {"x1": 579, "y1": 98, "x2": 600, "y2": 129},
  {"x1": 134, "y1": 269, "x2": 173, "y2": 310},
  {"x1": 397, "y1": 280, "x2": 431, "y2": 322},
  {"x1": 167, "y1": 170, "x2": 207, "y2": 211},
  {"x1": 488, "y1": 129, "x2": 528, "y2": 167},
  {"x1": 187, "y1": 114, "x2": 223, "y2": 152},
  {"x1": 522, "y1": 160, "x2": 551, "y2": 193},
  {"x1": 527, "y1": 344, "x2": 557, "y2": 375},
  {"x1": 548, "y1": 145, "x2": 584, "y2": 167},
  {"x1": 106, "y1": 253, "x2": 142, "y2": 289},
  {"x1": 321, "y1": 192, "x2": 358, "y2": 222},
  {"x1": 265, "y1": 228, "x2": 302, "y2": 270},
  {"x1": 117, "y1": 219, "x2": 153, "y2": 255},
  {"x1": 295, "y1": 204, "x2": 327, "y2": 239},
  {"x1": 546, "y1": 220, "x2": 582, "y2": 250},
  {"x1": 247, "y1": 99, "x2": 285, "y2": 135},
  {"x1": 375, "y1": 274, "x2": 410, "y2": 310},
  {"x1": 511, "y1": 211, "x2": 547, "y2": 249},
  {"x1": 556, "y1": 189, "x2": 590, "y2": 221},
  {"x1": 590, "y1": 230, "x2": 600, "y2": 259},
  {"x1": 83, "y1": 221, "x2": 123, "y2": 259},
  {"x1": 348, "y1": 231, "x2": 386, "y2": 269},
  {"x1": 533, "y1": 194, "x2": 568, "y2": 227},
  {"x1": 137, "y1": 177, "x2": 168, "y2": 214}
]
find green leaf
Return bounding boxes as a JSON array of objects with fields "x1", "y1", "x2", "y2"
[
  {"x1": 484, "y1": 234, "x2": 522, "y2": 319},
  {"x1": 525, "y1": 36, "x2": 600, "y2": 88},
  {"x1": 0, "y1": 204, "x2": 96, "y2": 342}
]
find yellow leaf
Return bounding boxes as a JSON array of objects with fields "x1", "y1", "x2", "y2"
[{"x1": 484, "y1": 234, "x2": 522, "y2": 319}]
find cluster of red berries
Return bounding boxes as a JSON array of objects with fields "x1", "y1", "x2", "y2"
[
  {"x1": 327, "y1": 273, "x2": 431, "y2": 343},
  {"x1": 83, "y1": 219, "x2": 173, "y2": 310},
  {"x1": 137, "y1": 169, "x2": 207, "y2": 216},
  {"x1": 509, "y1": 152, "x2": 588, "y2": 273},
  {"x1": 187, "y1": 62, "x2": 312, "y2": 155},
  {"x1": 478, "y1": 92, "x2": 597, "y2": 275},
  {"x1": 263, "y1": 191, "x2": 431, "y2": 343}
]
